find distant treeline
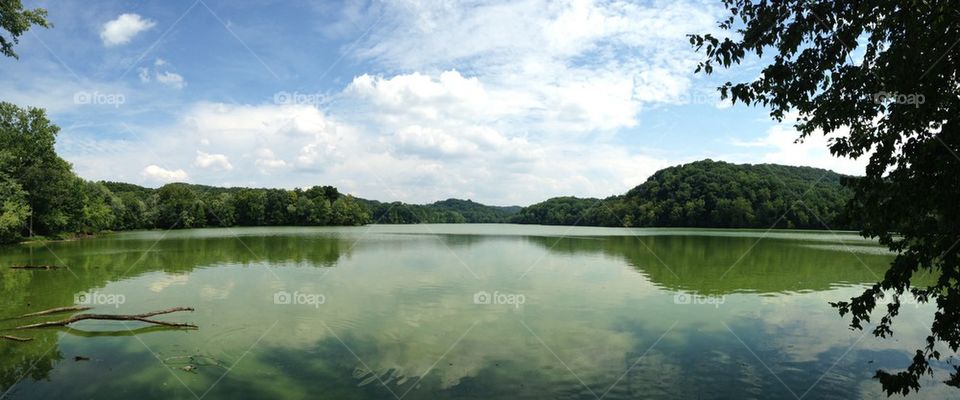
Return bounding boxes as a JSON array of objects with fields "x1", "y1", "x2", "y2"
[
  {"x1": 362, "y1": 198, "x2": 520, "y2": 224},
  {"x1": 512, "y1": 160, "x2": 856, "y2": 229},
  {"x1": 0, "y1": 102, "x2": 856, "y2": 245}
]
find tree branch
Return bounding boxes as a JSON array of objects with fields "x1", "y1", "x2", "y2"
[{"x1": 12, "y1": 307, "x2": 197, "y2": 330}]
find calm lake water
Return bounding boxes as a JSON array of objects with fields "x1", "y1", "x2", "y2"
[{"x1": 0, "y1": 224, "x2": 955, "y2": 399}]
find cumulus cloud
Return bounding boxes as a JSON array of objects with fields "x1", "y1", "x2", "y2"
[
  {"x1": 53, "y1": 1, "x2": 734, "y2": 204},
  {"x1": 193, "y1": 151, "x2": 233, "y2": 170},
  {"x1": 68, "y1": 99, "x2": 672, "y2": 204},
  {"x1": 100, "y1": 13, "x2": 156, "y2": 46},
  {"x1": 732, "y1": 115, "x2": 869, "y2": 176},
  {"x1": 138, "y1": 59, "x2": 186, "y2": 89},
  {"x1": 155, "y1": 71, "x2": 186, "y2": 89},
  {"x1": 254, "y1": 148, "x2": 289, "y2": 173},
  {"x1": 346, "y1": 0, "x2": 719, "y2": 132},
  {"x1": 141, "y1": 164, "x2": 189, "y2": 183}
]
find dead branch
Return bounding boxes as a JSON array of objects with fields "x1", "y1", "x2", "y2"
[
  {"x1": 16, "y1": 306, "x2": 93, "y2": 319},
  {"x1": 1, "y1": 335, "x2": 32, "y2": 342},
  {"x1": 13, "y1": 307, "x2": 197, "y2": 330}
]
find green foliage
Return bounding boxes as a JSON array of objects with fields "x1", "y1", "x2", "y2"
[
  {"x1": 155, "y1": 184, "x2": 202, "y2": 229},
  {"x1": 203, "y1": 192, "x2": 235, "y2": 227},
  {"x1": 79, "y1": 181, "x2": 116, "y2": 233},
  {"x1": 690, "y1": 0, "x2": 960, "y2": 394},
  {"x1": 330, "y1": 196, "x2": 369, "y2": 226},
  {"x1": 100, "y1": 183, "x2": 369, "y2": 231},
  {"x1": 0, "y1": 1, "x2": 50, "y2": 59},
  {"x1": 622, "y1": 160, "x2": 853, "y2": 229},
  {"x1": 233, "y1": 189, "x2": 266, "y2": 226},
  {"x1": 0, "y1": 102, "x2": 83, "y2": 235},
  {"x1": 511, "y1": 196, "x2": 604, "y2": 225},
  {"x1": 114, "y1": 192, "x2": 148, "y2": 230},
  {"x1": 365, "y1": 198, "x2": 519, "y2": 224},
  {"x1": 0, "y1": 173, "x2": 29, "y2": 243},
  {"x1": 512, "y1": 161, "x2": 853, "y2": 229}
]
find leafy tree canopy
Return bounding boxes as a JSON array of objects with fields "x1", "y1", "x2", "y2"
[
  {"x1": 0, "y1": 0, "x2": 50, "y2": 59},
  {"x1": 690, "y1": 0, "x2": 960, "y2": 394}
]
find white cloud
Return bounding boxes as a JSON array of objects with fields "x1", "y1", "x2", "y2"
[
  {"x1": 137, "y1": 67, "x2": 150, "y2": 83},
  {"x1": 50, "y1": 1, "x2": 732, "y2": 203},
  {"x1": 193, "y1": 151, "x2": 233, "y2": 170},
  {"x1": 732, "y1": 117, "x2": 869, "y2": 176},
  {"x1": 155, "y1": 71, "x2": 186, "y2": 89},
  {"x1": 67, "y1": 100, "x2": 671, "y2": 204},
  {"x1": 100, "y1": 13, "x2": 156, "y2": 46},
  {"x1": 254, "y1": 148, "x2": 289, "y2": 173},
  {"x1": 140, "y1": 164, "x2": 189, "y2": 183},
  {"x1": 346, "y1": 0, "x2": 720, "y2": 132},
  {"x1": 136, "y1": 59, "x2": 186, "y2": 88}
]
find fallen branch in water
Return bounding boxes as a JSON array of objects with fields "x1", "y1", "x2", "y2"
[
  {"x1": 1, "y1": 335, "x2": 32, "y2": 342},
  {"x1": 13, "y1": 307, "x2": 197, "y2": 330},
  {"x1": 10, "y1": 265, "x2": 60, "y2": 270},
  {"x1": 15, "y1": 306, "x2": 93, "y2": 319}
]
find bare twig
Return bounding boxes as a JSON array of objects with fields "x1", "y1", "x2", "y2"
[
  {"x1": 15, "y1": 306, "x2": 93, "y2": 319},
  {"x1": 1, "y1": 335, "x2": 33, "y2": 342},
  {"x1": 12, "y1": 307, "x2": 197, "y2": 330}
]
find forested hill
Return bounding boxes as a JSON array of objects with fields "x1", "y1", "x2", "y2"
[
  {"x1": 361, "y1": 198, "x2": 520, "y2": 224},
  {"x1": 96, "y1": 182, "x2": 521, "y2": 229},
  {"x1": 511, "y1": 160, "x2": 855, "y2": 229}
]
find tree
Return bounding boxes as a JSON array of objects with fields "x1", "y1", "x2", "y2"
[
  {"x1": 0, "y1": 173, "x2": 29, "y2": 243},
  {"x1": 330, "y1": 195, "x2": 369, "y2": 226},
  {"x1": 306, "y1": 185, "x2": 340, "y2": 203},
  {"x1": 690, "y1": 1, "x2": 960, "y2": 394},
  {"x1": 0, "y1": 0, "x2": 50, "y2": 59},
  {"x1": 79, "y1": 181, "x2": 116, "y2": 233},
  {"x1": 204, "y1": 193, "x2": 236, "y2": 227},
  {"x1": 155, "y1": 184, "x2": 200, "y2": 229},
  {"x1": 115, "y1": 192, "x2": 148, "y2": 230},
  {"x1": 234, "y1": 189, "x2": 266, "y2": 226},
  {"x1": 0, "y1": 102, "x2": 85, "y2": 236},
  {"x1": 264, "y1": 189, "x2": 294, "y2": 225}
]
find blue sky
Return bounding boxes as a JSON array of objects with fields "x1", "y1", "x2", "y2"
[{"x1": 3, "y1": 0, "x2": 867, "y2": 205}]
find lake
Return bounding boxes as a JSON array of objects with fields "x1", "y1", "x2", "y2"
[{"x1": 0, "y1": 224, "x2": 953, "y2": 399}]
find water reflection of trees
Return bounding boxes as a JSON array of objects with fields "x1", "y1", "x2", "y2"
[
  {"x1": 0, "y1": 233, "x2": 347, "y2": 394},
  {"x1": 522, "y1": 235, "x2": 896, "y2": 295},
  {"x1": 0, "y1": 230, "x2": 919, "y2": 397}
]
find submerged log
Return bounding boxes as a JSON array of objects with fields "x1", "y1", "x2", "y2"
[
  {"x1": 10, "y1": 265, "x2": 61, "y2": 270},
  {"x1": 13, "y1": 307, "x2": 197, "y2": 330},
  {"x1": 1, "y1": 335, "x2": 33, "y2": 342}
]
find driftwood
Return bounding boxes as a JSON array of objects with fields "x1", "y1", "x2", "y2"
[
  {"x1": 15, "y1": 306, "x2": 93, "y2": 319},
  {"x1": 1, "y1": 335, "x2": 33, "y2": 342},
  {"x1": 13, "y1": 307, "x2": 197, "y2": 330},
  {"x1": 10, "y1": 265, "x2": 60, "y2": 270}
]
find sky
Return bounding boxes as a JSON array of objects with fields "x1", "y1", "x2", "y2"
[{"x1": 2, "y1": 0, "x2": 869, "y2": 206}]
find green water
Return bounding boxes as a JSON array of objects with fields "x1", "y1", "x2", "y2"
[{"x1": 0, "y1": 225, "x2": 954, "y2": 399}]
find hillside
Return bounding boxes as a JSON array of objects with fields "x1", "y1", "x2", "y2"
[
  {"x1": 512, "y1": 160, "x2": 855, "y2": 229},
  {"x1": 101, "y1": 182, "x2": 519, "y2": 227},
  {"x1": 362, "y1": 198, "x2": 520, "y2": 224}
]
